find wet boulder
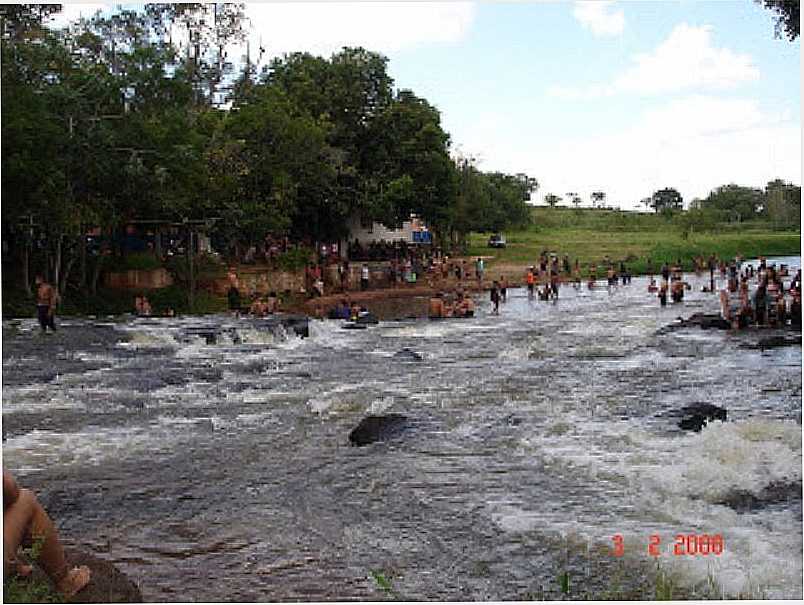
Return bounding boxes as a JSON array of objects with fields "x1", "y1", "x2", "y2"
[
  {"x1": 393, "y1": 348, "x2": 423, "y2": 361},
  {"x1": 349, "y1": 414, "x2": 409, "y2": 446},
  {"x1": 656, "y1": 313, "x2": 731, "y2": 335},
  {"x1": 354, "y1": 312, "x2": 379, "y2": 325},
  {"x1": 740, "y1": 335, "x2": 801, "y2": 350},
  {"x1": 676, "y1": 403, "x2": 727, "y2": 432},
  {"x1": 716, "y1": 480, "x2": 802, "y2": 512}
]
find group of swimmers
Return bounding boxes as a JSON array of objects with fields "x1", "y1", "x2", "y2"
[
  {"x1": 428, "y1": 290, "x2": 476, "y2": 318},
  {"x1": 249, "y1": 292, "x2": 281, "y2": 317},
  {"x1": 646, "y1": 260, "x2": 690, "y2": 305},
  {"x1": 521, "y1": 252, "x2": 634, "y2": 300}
]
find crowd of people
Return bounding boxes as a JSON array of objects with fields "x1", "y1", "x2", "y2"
[{"x1": 718, "y1": 258, "x2": 801, "y2": 329}]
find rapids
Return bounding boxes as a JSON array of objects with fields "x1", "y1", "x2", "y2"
[{"x1": 2, "y1": 256, "x2": 801, "y2": 600}]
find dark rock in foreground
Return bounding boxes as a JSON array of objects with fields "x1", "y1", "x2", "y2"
[
  {"x1": 671, "y1": 403, "x2": 727, "y2": 432},
  {"x1": 6, "y1": 547, "x2": 142, "y2": 603},
  {"x1": 63, "y1": 547, "x2": 143, "y2": 603},
  {"x1": 393, "y1": 348, "x2": 423, "y2": 361},
  {"x1": 349, "y1": 414, "x2": 409, "y2": 446},
  {"x1": 716, "y1": 480, "x2": 802, "y2": 513}
]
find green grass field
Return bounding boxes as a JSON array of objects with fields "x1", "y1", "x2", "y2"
[{"x1": 467, "y1": 208, "x2": 801, "y2": 276}]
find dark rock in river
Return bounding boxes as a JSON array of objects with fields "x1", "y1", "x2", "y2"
[
  {"x1": 10, "y1": 546, "x2": 143, "y2": 603},
  {"x1": 354, "y1": 312, "x2": 379, "y2": 325},
  {"x1": 349, "y1": 414, "x2": 409, "y2": 446},
  {"x1": 716, "y1": 480, "x2": 802, "y2": 513},
  {"x1": 393, "y1": 348, "x2": 423, "y2": 361},
  {"x1": 740, "y1": 335, "x2": 802, "y2": 350},
  {"x1": 675, "y1": 403, "x2": 727, "y2": 432},
  {"x1": 656, "y1": 313, "x2": 731, "y2": 335}
]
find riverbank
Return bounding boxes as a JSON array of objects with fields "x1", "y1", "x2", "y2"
[
  {"x1": 468, "y1": 222, "x2": 801, "y2": 278},
  {"x1": 3, "y1": 228, "x2": 798, "y2": 320}
]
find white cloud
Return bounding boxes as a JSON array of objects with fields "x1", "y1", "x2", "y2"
[
  {"x1": 549, "y1": 23, "x2": 760, "y2": 99},
  {"x1": 458, "y1": 96, "x2": 799, "y2": 209},
  {"x1": 48, "y1": 3, "x2": 114, "y2": 28},
  {"x1": 572, "y1": 1, "x2": 624, "y2": 37},
  {"x1": 245, "y1": 2, "x2": 476, "y2": 59},
  {"x1": 48, "y1": 3, "x2": 476, "y2": 60}
]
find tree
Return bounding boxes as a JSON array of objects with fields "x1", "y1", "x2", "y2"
[
  {"x1": 566, "y1": 192, "x2": 582, "y2": 209},
  {"x1": 764, "y1": 179, "x2": 801, "y2": 229},
  {"x1": 700, "y1": 184, "x2": 764, "y2": 222},
  {"x1": 650, "y1": 188, "x2": 683, "y2": 214},
  {"x1": 758, "y1": 0, "x2": 799, "y2": 40},
  {"x1": 591, "y1": 191, "x2": 605, "y2": 208},
  {"x1": 544, "y1": 193, "x2": 561, "y2": 208}
]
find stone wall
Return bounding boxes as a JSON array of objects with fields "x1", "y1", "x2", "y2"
[
  {"x1": 105, "y1": 268, "x2": 173, "y2": 290},
  {"x1": 208, "y1": 270, "x2": 305, "y2": 296}
]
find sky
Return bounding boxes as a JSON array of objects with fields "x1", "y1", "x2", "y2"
[{"x1": 53, "y1": 1, "x2": 801, "y2": 210}]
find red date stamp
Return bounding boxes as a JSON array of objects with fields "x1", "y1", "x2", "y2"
[{"x1": 612, "y1": 534, "x2": 724, "y2": 557}]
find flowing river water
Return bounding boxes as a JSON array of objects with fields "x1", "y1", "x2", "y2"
[{"x1": 2, "y1": 256, "x2": 801, "y2": 601}]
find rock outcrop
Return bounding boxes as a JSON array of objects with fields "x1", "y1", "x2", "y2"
[
  {"x1": 349, "y1": 414, "x2": 410, "y2": 446},
  {"x1": 672, "y1": 403, "x2": 727, "y2": 432}
]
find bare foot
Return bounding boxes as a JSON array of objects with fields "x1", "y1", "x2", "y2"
[{"x1": 56, "y1": 565, "x2": 91, "y2": 598}]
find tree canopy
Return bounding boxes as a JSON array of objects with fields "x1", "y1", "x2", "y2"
[{"x1": 1, "y1": 3, "x2": 537, "y2": 300}]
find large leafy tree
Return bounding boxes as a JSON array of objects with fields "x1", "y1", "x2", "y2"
[
  {"x1": 763, "y1": 179, "x2": 801, "y2": 228},
  {"x1": 700, "y1": 184, "x2": 764, "y2": 222},
  {"x1": 650, "y1": 188, "x2": 683, "y2": 214}
]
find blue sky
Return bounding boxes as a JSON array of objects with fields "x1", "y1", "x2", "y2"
[{"x1": 55, "y1": 1, "x2": 801, "y2": 209}]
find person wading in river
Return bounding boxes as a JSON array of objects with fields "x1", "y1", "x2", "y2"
[
  {"x1": 490, "y1": 281, "x2": 501, "y2": 314},
  {"x1": 34, "y1": 275, "x2": 58, "y2": 333}
]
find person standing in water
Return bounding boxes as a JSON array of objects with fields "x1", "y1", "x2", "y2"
[
  {"x1": 490, "y1": 281, "x2": 501, "y2": 314},
  {"x1": 475, "y1": 257, "x2": 485, "y2": 286},
  {"x1": 499, "y1": 276, "x2": 508, "y2": 303},
  {"x1": 34, "y1": 275, "x2": 58, "y2": 333},
  {"x1": 526, "y1": 267, "x2": 535, "y2": 299}
]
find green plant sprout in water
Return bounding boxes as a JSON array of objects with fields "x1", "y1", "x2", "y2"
[
  {"x1": 557, "y1": 570, "x2": 570, "y2": 595},
  {"x1": 370, "y1": 569, "x2": 400, "y2": 599}
]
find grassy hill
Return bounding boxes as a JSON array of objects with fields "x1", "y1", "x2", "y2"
[{"x1": 467, "y1": 207, "x2": 800, "y2": 275}]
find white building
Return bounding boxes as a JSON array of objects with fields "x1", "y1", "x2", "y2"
[{"x1": 340, "y1": 213, "x2": 432, "y2": 253}]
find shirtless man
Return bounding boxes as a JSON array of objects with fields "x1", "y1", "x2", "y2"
[
  {"x1": 34, "y1": 276, "x2": 58, "y2": 333},
  {"x1": 428, "y1": 293, "x2": 446, "y2": 319}
]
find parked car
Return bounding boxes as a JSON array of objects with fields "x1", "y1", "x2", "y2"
[{"x1": 488, "y1": 234, "x2": 506, "y2": 248}]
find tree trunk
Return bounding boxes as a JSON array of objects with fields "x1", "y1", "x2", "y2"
[
  {"x1": 60, "y1": 253, "x2": 77, "y2": 297},
  {"x1": 52, "y1": 233, "x2": 63, "y2": 290},
  {"x1": 44, "y1": 248, "x2": 51, "y2": 283},
  {"x1": 188, "y1": 229, "x2": 195, "y2": 312},
  {"x1": 22, "y1": 243, "x2": 31, "y2": 297},
  {"x1": 79, "y1": 230, "x2": 87, "y2": 288},
  {"x1": 91, "y1": 255, "x2": 104, "y2": 295}
]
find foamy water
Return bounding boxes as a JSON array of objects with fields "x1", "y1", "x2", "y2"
[{"x1": 2, "y1": 256, "x2": 801, "y2": 601}]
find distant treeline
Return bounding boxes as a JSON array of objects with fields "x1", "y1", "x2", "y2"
[{"x1": 1, "y1": 3, "x2": 536, "y2": 299}]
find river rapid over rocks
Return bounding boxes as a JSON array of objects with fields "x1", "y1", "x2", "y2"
[{"x1": 2, "y1": 256, "x2": 801, "y2": 601}]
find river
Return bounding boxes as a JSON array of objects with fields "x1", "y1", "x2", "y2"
[{"x1": 2, "y1": 256, "x2": 801, "y2": 601}]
